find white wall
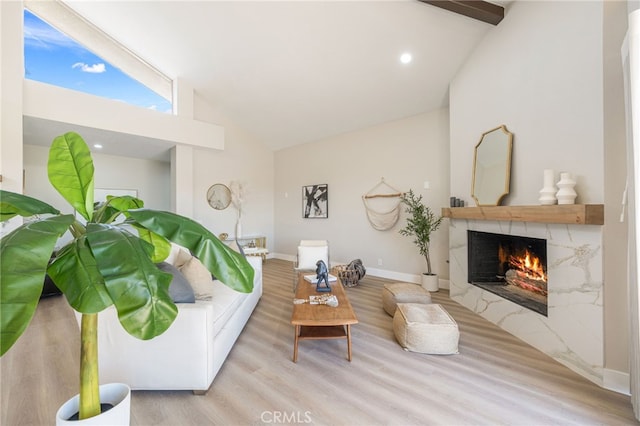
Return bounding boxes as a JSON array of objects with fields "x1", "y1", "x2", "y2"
[
  {"x1": 450, "y1": 1, "x2": 604, "y2": 206},
  {"x1": 190, "y1": 97, "x2": 275, "y2": 250},
  {"x1": 603, "y1": 0, "x2": 632, "y2": 388},
  {"x1": 450, "y1": 0, "x2": 629, "y2": 388},
  {"x1": 23, "y1": 144, "x2": 171, "y2": 215},
  {"x1": 273, "y1": 109, "x2": 450, "y2": 282},
  {"x1": 1, "y1": 2, "x2": 25, "y2": 235}
]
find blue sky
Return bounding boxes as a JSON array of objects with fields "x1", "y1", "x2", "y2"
[{"x1": 23, "y1": 10, "x2": 172, "y2": 113}]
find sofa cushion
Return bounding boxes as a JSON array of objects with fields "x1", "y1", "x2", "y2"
[
  {"x1": 179, "y1": 256, "x2": 215, "y2": 300},
  {"x1": 156, "y1": 262, "x2": 195, "y2": 303},
  {"x1": 209, "y1": 280, "x2": 246, "y2": 337},
  {"x1": 178, "y1": 254, "x2": 248, "y2": 335}
]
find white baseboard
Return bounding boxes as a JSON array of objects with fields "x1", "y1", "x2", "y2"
[
  {"x1": 273, "y1": 253, "x2": 295, "y2": 262},
  {"x1": 603, "y1": 368, "x2": 630, "y2": 395},
  {"x1": 365, "y1": 268, "x2": 451, "y2": 290},
  {"x1": 364, "y1": 267, "x2": 419, "y2": 283},
  {"x1": 272, "y1": 254, "x2": 451, "y2": 290},
  {"x1": 439, "y1": 278, "x2": 450, "y2": 290}
]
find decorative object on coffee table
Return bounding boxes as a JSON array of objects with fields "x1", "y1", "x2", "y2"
[
  {"x1": 315, "y1": 260, "x2": 331, "y2": 292},
  {"x1": 293, "y1": 240, "x2": 329, "y2": 291}
]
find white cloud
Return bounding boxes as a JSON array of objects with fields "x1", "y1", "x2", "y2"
[{"x1": 72, "y1": 62, "x2": 106, "y2": 73}]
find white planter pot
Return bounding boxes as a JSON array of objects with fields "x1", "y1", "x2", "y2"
[
  {"x1": 56, "y1": 383, "x2": 131, "y2": 426},
  {"x1": 421, "y1": 273, "x2": 439, "y2": 292}
]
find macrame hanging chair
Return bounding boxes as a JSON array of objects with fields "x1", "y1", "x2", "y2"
[{"x1": 362, "y1": 178, "x2": 404, "y2": 231}]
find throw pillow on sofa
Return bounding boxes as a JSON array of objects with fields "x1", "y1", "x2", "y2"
[
  {"x1": 180, "y1": 256, "x2": 215, "y2": 300},
  {"x1": 165, "y1": 242, "x2": 193, "y2": 268},
  {"x1": 156, "y1": 262, "x2": 195, "y2": 303}
]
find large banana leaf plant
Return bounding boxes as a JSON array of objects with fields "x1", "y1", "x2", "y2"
[{"x1": 0, "y1": 132, "x2": 254, "y2": 421}]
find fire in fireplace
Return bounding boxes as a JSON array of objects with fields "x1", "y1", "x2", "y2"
[{"x1": 468, "y1": 230, "x2": 548, "y2": 316}]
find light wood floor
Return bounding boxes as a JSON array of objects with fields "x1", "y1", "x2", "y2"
[{"x1": 1, "y1": 259, "x2": 638, "y2": 425}]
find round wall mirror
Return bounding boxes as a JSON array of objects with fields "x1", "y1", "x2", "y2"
[
  {"x1": 471, "y1": 125, "x2": 513, "y2": 206},
  {"x1": 207, "y1": 183, "x2": 232, "y2": 210}
]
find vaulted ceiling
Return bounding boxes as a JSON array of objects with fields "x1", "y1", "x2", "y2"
[{"x1": 27, "y1": 1, "x2": 509, "y2": 154}]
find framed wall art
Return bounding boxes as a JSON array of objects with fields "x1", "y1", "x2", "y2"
[{"x1": 302, "y1": 184, "x2": 328, "y2": 218}]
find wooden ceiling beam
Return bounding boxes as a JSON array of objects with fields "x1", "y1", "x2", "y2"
[{"x1": 419, "y1": 1, "x2": 504, "y2": 25}]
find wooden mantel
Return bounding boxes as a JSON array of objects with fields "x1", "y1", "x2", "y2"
[{"x1": 441, "y1": 204, "x2": 604, "y2": 225}]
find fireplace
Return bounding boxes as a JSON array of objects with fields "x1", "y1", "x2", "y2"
[{"x1": 467, "y1": 230, "x2": 548, "y2": 316}]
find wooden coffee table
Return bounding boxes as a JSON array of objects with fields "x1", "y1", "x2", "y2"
[{"x1": 291, "y1": 273, "x2": 358, "y2": 362}]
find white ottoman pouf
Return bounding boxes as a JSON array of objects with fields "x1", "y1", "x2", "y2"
[
  {"x1": 393, "y1": 303, "x2": 459, "y2": 355},
  {"x1": 382, "y1": 282, "x2": 432, "y2": 316}
]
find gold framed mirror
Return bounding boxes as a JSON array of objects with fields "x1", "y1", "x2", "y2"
[
  {"x1": 471, "y1": 125, "x2": 513, "y2": 206},
  {"x1": 207, "y1": 183, "x2": 232, "y2": 210}
]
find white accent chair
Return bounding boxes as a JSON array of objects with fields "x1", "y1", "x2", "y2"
[{"x1": 293, "y1": 240, "x2": 329, "y2": 291}]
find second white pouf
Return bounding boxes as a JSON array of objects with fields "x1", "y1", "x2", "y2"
[
  {"x1": 393, "y1": 303, "x2": 459, "y2": 355},
  {"x1": 382, "y1": 282, "x2": 432, "y2": 316}
]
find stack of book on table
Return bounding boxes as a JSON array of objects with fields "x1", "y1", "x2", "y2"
[{"x1": 303, "y1": 274, "x2": 338, "y2": 284}]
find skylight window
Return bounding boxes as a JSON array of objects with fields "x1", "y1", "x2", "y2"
[{"x1": 23, "y1": 8, "x2": 172, "y2": 113}]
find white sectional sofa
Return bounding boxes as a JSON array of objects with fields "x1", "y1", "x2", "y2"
[{"x1": 94, "y1": 248, "x2": 262, "y2": 394}]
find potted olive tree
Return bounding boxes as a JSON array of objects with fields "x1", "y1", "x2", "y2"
[
  {"x1": 0, "y1": 132, "x2": 254, "y2": 424},
  {"x1": 399, "y1": 189, "x2": 443, "y2": 292}
]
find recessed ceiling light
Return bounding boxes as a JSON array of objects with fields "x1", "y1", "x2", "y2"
[
  {"x1": 94, "y1": 144, "x2": 103, "y2": 149},
  {"x1": 400, "y1": 52, "x2": 412, "y2": 64}
]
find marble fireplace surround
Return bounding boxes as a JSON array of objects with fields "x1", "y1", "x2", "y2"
[{"x1": 448, "y1": 214, "x2": 604, "y2": 385}]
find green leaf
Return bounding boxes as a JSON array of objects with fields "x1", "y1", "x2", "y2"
[
  {"x1": 128, "y1": 209, "x2": 254, "y2": 293},
  {"x1": 48, "y1": 132, "x2": 95, "y2": 222},
  {"x1": 0, "y1": 215, "x2": 74, "y2": 355},
  {"x1": 93, "y1": 196, "x2": 143, "y2": 224},
  {"x1": 106, "y1": 195, "x2": 144, "y2": 212},
  {"x1": 48, "y1": 237, "x2": 112, "y2": 314},
  {"x1": 85, "y1": 223, "x2": 177, "y2": 340},
  {"x1": 133, "y1": 226, "x2": 171, "y2": 263},
  {"x1": 0, "y1": 190, "x2": 60, "y2": 222},
  {"x1": 94, "y1": 196, "x2": 171, "y2": 262}
]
